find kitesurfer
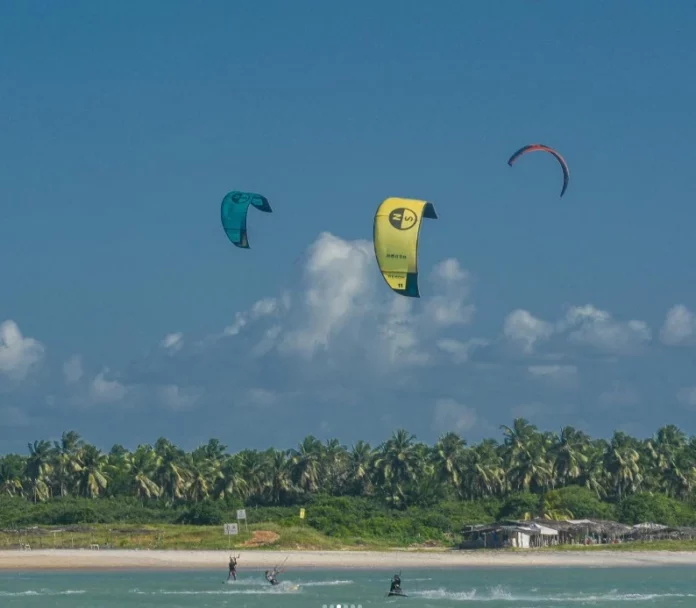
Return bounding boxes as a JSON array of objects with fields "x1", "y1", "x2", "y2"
[
  {"x1": 265, "y1": 568, "x2": 280, "y2": 585},
  {"x1": 227, "y1": 555, "x2": 238, "y2": 581},
  {"x1": 389, "y1": 573, "x2": 402, "y2": 594}
]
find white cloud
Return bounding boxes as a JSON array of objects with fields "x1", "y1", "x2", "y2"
[
  {"x1": 161, "y1": 332, "x2": 183, "y2": 353},
  {"x1": 527, "y1": 364, "x2": 578, "y2": 383},
  {"x1": 502, "y1": 304, "x2": 651, "y2": 358},
  {"x1": 251, "y1": 325, "x2": 283, "y2": 358},
  {"x1": 192, "y1": 233, "x2": 478, "y2": 372},
  {"x1": 503, "y1": 309, "x2": 554, "y2": 353},
  {"x1": 62, "y1": 355, "x2": 83, "y2": 384},
  {"x1": 660, "y1": 305, "x2": 696, "y2": 346},
  {"x1": 375, "y1": 297, "x2": 429, "y2": 367},
  {"x1": 157, "y1": 384, "x2": 202, "y2": 410},
  {"x1": 527, "y1": 364, "x2": 570, "y2": 376},
  {"x1": 561, "y1": 304, "x2": 651, "y2": 354},
  {"x1": 426, "y1": 259, "x2": 476, "y2": 327},
  {"x1": 224, "y1": 295, "x2": 290, "y2": 337},
  {"x1": 437, "y1": 338, "x2": 489, "y2": 363},
  {"x1": 279, "y1": 232, "x2": 374, "y2": 357},
  {"x1": 0, "y1": 320, "x2": 45, "y2": 380},
  {"x1": 432, "y1": 398, "x2": 478, "y2": 434},
  {"x1": 90, "y1": 368, "x2": 127, "y2": 403}
]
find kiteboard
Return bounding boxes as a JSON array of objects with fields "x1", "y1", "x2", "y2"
[{"x1": 387, "y1": 590, "x2": 407, "y2": 597}]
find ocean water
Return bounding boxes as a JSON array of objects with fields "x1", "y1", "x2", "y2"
[{"x1": 0, "y1": 566, "x2": 695, "y2": 607}]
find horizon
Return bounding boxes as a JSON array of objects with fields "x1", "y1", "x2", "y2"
[
  {"x1": 2, "y1": 1, "x2": 696, "y2": 453},
  {"x1": 0, "y1": 419, "x2": 689, "y2": 456}
]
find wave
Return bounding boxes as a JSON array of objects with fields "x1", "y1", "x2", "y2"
[
  {"x1": 0, "y1": 590, "x2": 86, "y2": 597},
  {"x1": 409, "y1": 584, "x2": 696, "y2": 602}
]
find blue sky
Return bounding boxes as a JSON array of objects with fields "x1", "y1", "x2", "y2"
[{"x1": 2, "y1": 1, "x2": 696, "y2": 453}]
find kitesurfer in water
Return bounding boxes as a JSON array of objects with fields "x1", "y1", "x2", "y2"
[
  {"x1": 227, "y1": 555, "x2": 238, "y2": 581},
  {"x1": 389, "y1": 573, "x2": 402, "y2": 594},
  {"x1": 265, "y1": 568, "x2": 280, "y2": 585}
]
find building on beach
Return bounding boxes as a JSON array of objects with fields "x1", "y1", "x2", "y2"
[{"x1": 458, "y1": 518, "x2": 687, "y2": 549}]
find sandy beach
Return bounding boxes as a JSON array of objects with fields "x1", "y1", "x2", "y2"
[{"x1": 2, "y1": 549, "x2": 696, "y2": 571}]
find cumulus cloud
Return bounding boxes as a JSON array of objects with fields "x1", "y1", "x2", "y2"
[
  {"x1": 432, "y1": 398, "x2": 478, "y2": 434},
  {"x1": 90, "y1": 368, "x2": 127, "y2": 403},
  {"x1": 157, "y1": 384, "x2": 202, "y2": 410},
  {"x1": 527, "y1": 364, "x2": 578, "y2": 387},
  {"x1": 18, "y1": 227, "x2": 677, "y2": 447},
  {"x1": 279, "y1": 232, "x2": 374, "y2": 357},
  {"x1": 0, "y1": 320, "x2": 45, "y2": 380},
  {"x1": 161, "y1": 332, "x2": 184, "y2": 353},
  {"x1": 502, "y1": 304, "x2": 651, "y2": 357},
  {"x1": 503, "y1": 309, "x2": 554, "y2": 353},
  {"x1": 437, "y1": 338, "x2": 489, "y2": 363},
  {"x1": 426, "y1": 259, "x2": 476, "y2": 327},
  {"x1": 660, "y1": 305, "x2": 696, "y2": 346},
  {"x1": 560, "y1": 305, "x2": 651, "y2": 354},
  {"x1": 63, "y1": 355, "x2": 83, "y2": 384},
  {"x1": 224, "y1": 296, "x2": 289, "y2": 337},
  {"x1": 374, "y1": 297, "x2": 427, "y2": 366}
]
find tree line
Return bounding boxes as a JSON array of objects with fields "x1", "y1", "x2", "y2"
[{"x1": 1, "y1": 419, "x2": 693, "y2": 511}]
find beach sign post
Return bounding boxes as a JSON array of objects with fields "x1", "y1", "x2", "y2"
[
  {"x1": 224, "y1": 523, "x2": 238, "y2": 550},
  {"x1": 299, "y1": 508, "x2": 305, "y2": 526},
  {"x1": 237, "y1": 509, "x2": 248, "y2": 533}
]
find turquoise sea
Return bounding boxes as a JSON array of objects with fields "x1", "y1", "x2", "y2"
[{"x1": 1, "y1": 566, "x2": 695, "y2": 607}]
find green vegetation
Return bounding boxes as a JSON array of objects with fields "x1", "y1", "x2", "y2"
[{"x1": 3, "y1": 421, "x2": 696, "y2": 550}]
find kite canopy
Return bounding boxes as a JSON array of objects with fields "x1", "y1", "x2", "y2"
[
  {"x1": 220, "y1": 191, "x2": 273, "y2": 249},
  {"x1": 507, "y1": 144, "x2": 570, "y2": 197},
  {"x1": 373, "y1": 197, "x2": 438, "y2": 298}
]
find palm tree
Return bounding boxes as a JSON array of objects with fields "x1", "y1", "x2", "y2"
[
  {"x1": 432, "y1": 432, "x2": 467, "y2": 496},
  {"x1": 128, "y1": 445, "x2": 161, "y2": 501},
  {"x1": 153, "y1": 438, "x2": 189, "y2": 502},
  {"x1": 345, "y1": 441, "x2": 374, "y2": 496},
  {"x1": 236, "y1": 449, "x2": 267, "y2": 501},
  {"x1": 75, "y1": 445, "x2": 108, "y2": 498},
  {"x1": 264, "y1": 449, "x2": 294, "y2": 505},
  {"x1": 500, "y1": 419, "x2": 553, "y2": 493},
  {"x1": 288, "y1": 436, "x2": 323, "y2": 494},
  {"x1": 461, "y1": 439, "x2": 504, "y2": 499},
  {"x1": 550, "y1": 426, "x2": 589, "y2": 487},
  {"x1": 321, "y1": 438, "x2": 348, "y2": 495},
  {"x1": 24, "y1": 440, "x2": 53, "y2": 502},
  {"x1": 52, "y1": 431, "x2": 85, "y2": 497},
  {"x1": 604, "y1": 432, "x2": 643, "y2": 499},
  {"x1": 0, "y1": 454, "x2": 25, "y2": 497},
  {"x1": 373, "y1": 429, "x2": 419, "y2": 508}
]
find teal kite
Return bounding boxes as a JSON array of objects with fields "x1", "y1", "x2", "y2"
[{"x1": 220, "y1": 191, "x2": 272, "y2": 249}]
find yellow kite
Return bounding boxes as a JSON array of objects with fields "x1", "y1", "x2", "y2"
[{"x1": 373, "y1": 197, "x2": 438, "y2": 297}]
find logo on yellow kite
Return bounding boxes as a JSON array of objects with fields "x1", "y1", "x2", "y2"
[{"x1": 388, "y1": 208, "x2": 417, "y2": 230}]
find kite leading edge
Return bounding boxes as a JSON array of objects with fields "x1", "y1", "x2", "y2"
[
  {"x1": 507, "y1": 144, "x2": 570, "y2": 197},
  {"x1": 373, "y1": 197, "x2": 438, "y2": 298},
  {"x1": 220, "y1": 191, "x2": 273, "y2": 249}
]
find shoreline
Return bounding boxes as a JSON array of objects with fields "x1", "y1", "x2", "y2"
[{"x1": 3, "y1": 549, "x2": 696, "y2": 571}]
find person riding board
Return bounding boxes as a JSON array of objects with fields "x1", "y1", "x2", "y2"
[
  {"x1": 264, "y1": 557, "x2": 287, "y2": 585},
  {"x1": 265, "y1": 567, "x2": 280, "y2": 585},
  {"x1": 227, "y1": 554, "x2": 238, "y2": 581},
  {"x1": 389, "y1": 573, "x2": 402, "y2": 593}
]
